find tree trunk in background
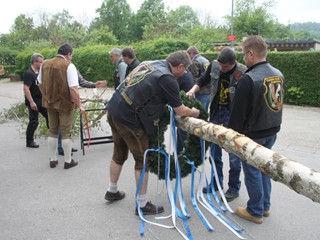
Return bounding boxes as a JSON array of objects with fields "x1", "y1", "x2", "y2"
[{"x1": 175, "y1": 116, "x2": 320, "y2": 204}]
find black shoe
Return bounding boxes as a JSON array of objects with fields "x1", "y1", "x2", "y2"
[
  {"x1": 64, "y1": 159, "x2": 78, "y2": 169},
  {"x1": 26, "y1": 141, "x2": 39, "y2": 148},
  {"x1": 72, "y1": 148, "x2": 78, "y2": 152},
  {"x1": 202, "y1": 183, "x2": 219, "y2": 194},
  {"x1": 50, "y1": 160, "x2": 58, "y2": 168},
  {"x1": 224, "y1": 191, "x2": 239, "y2": 202},
  {"x1": 104, "y1": 191, "x2": 126, "y2": 201},
  {"x1": 135, "y1": 201, "x2": 164, "y2": 215}
]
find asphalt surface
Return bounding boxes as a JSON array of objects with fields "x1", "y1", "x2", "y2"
[{"x1": 0, "y1": 78, "x2": 320, "y2": 240}]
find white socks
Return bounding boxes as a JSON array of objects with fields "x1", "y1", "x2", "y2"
[
  {"x1": 108, "y1": 182, "x2": 118, "y2": 193},
  {"x1": 62, "y1": 138, "x2": 72, "y2": 163},
  {"x1": 48, "y1": 137, "x2": 57, "y2": 161},
  {"x1": 137, "y1": 194, "x2": 148, "y2": 208}
]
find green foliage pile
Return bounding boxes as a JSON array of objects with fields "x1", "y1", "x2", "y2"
[
  {"x1": 149, "y1": 91, "x2": 209, "y2": 179},
  {"x1": 0, "y1": 101, "x2": 106, "y2": 139},
  {"x1": 0, "y1": 102, "x2": 79, "y2": 138}
]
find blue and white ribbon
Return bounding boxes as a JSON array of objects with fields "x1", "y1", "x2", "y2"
[{"x1": 197, "y1": 139, "x2": 245, "y2": 239}]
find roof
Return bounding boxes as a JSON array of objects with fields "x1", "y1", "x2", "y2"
[{"x1": 265, "y1": 38, "x2": 320, "y2": 44}]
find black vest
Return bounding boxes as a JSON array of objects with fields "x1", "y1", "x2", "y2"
[
  {"x1": 193, "y1": 54, "x2": 209, "y2": 75},
  {"x1": 246, "y1": 62, "x2": 285, "y2": 132},
  {"x1": 209, "y1": 61, "x2": 246, "y2": 115},
  {"x1": 115, "y1": 60, "x2": 172, "y2": 134}
]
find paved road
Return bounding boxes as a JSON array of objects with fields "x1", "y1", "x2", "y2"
[{"x1": 0, "y1": 78, "x2": 320, "y2": 240}]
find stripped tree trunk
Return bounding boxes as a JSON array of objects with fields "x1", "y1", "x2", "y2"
[{"x1": 175, "y1": 116, "x2": 320, "y2": 204}]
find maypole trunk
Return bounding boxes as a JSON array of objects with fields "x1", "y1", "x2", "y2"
[{"x1": 175, "y1": 116, "x2": 320, "y2": 204}]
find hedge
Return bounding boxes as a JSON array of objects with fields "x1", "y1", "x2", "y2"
[
  {"x1": 11, "y1": 40, "x2": 320, "y2": 107},
  {"x1": 201, "y1": 51, "x2": 320, "y2": 107}
]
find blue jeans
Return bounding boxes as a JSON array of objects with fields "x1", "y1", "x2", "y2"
[
  {"x1": 242, "y1": 134, "x2": 277, "y2": 218},
  {"x1": 195, "y1": 93, "x2": 210, "y2": 111},
  {"x1": 210, "y1": 107, "x2": 242, "y2": 193}
]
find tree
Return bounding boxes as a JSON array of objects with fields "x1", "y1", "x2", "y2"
[
  {"x1": 132, "y1": 0, "x2": 167, "y2": 41},
  {"x1": 166, "y1": 6, "x2": 200, "y2": 38},
  {"x1": 95, "y1": 0, "x2": 132, "y2": 43},
  {"x1": 142, "y1": 5, "x2": 201, "y2": 41},
  {"x1": 188, "y1": 25, "x2": 228, "y2": 52},
  {"x1": 290, "y1": 22, "x2": 320, "y2": 39},
  {"x1": 45, "y1": 10, "x2": 87, "y2": 47},
  {"x1": 25, "y1": 39, "x2": 53, "y2": 51},
  {"x1": 228, "y1": 0, "x2": 277, "y2": 39},
  {"x1": 272, "y1": 24, "x2": 294, "y2": 39},
  {"x1": 86, "y1": 26, "x2": 118, "y2": 45},
  {"x1": 9, "y1": 14, "x2": 35, "y2": 50}
]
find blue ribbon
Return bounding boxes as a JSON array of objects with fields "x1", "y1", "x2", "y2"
[
  {"x1": 185, "y1": 156, "x2": 213, "y2": 231},
  {"x1": 206, "y1": 143, "x2": 227, "y2": 212},
  {"x1": 168, "y1": 106, "x2": 192, "y2": 239}
]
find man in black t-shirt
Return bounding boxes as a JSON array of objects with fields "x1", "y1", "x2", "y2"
[
  {"x1": 187, "y1": 48, "x2": 247, "y2": 202},
  {"x1": 121, "y1": 47, "x2": 140, "y2": 77},
  {"x1": 23, "y1": 53, "x2": 48, "y2": 148}
]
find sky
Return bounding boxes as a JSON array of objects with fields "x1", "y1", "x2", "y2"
[{"x1": 0, "y1": 0, "x2": 319, "y2": 34}]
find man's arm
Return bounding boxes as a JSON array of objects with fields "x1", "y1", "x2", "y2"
[
  {"x1": 186, "y1": 62, "x2": 213, "y2": 100},
  {"x1": 186, "y1": 84, "x2": 200, "y2": 100},
  {"x1": 228, "y1": 75, "x2": 253, "y2": 132},
  {"x1": 23, "y1": 84, "x2": 37, "y2": 111},
  {"x1": 69, "y1": 86, "x2": 84, "y2": 112},
  {"x1": 118, "y1": 62, "x2": 127, "y2": 83},
  {"x1": 78, "y1": 71, "x2": 107, "y2": 88},
  {"x1": 174, "y1": 104, "x2": 200, "y2": 118},
  {"x1": 78, "y1": 71, "x2": 96, "y2": 88}
]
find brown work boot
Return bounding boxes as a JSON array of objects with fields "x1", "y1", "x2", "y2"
[
  {"x1": 236, "y1": 207, "x2": 263, "y2": 224},
  {"x1": 263, "y1": 210, "x2": 270, "y2": 217}
]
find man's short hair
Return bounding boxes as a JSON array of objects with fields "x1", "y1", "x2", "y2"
[
  {"x1": 186, "y1": 46, "x2": 199, "y2": 55},
  {"x1": 242, "y1": 35, "x2": 268, "y2": 58},
  {"x1": 217, "y1": 47, "x2": 237, "y2": 65},
  {"x1": 121, "y1": 47, "x2": 136, "y2": 59},
  {"x1": 109, "y1": 48, "x2": 122, "y2": 56},
  {"x1": 166, "y1": 50, "x2": 192, "y2": 68},
  {"x1": 31, "y1": 53, "x2": 44, "y2": 63},
  {"x1": 58, "y1": 43, "x2": 73, "y2": 55}
]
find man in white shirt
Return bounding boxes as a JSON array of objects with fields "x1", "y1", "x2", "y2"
[{"x1": 38, "y1": 43, "x2": 84, "y2": 169}]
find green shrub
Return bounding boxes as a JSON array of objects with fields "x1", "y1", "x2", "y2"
[
  {"x1": 287, "y1": 86, "x2": 305, "y2": 105},
  {"x1": 11, "y1": 43, "x2": 320, "y2": 107}
]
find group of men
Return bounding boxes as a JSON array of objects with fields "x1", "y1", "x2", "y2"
[
  {"x1": 23, "y1": 44, "x2": 108, "y2": 168},
  {"x1": 23, "y1": 36, "x2": 285, "y2": 224}
]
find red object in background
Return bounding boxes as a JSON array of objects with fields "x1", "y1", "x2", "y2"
[{"x1": 228, "y1": 35, "x2": 236, "y2": 41}]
